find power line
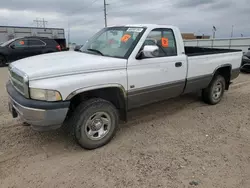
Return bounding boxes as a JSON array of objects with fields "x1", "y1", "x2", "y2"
[
  {"x1": 108, "y1": 0, "x2": 173, "y2": 10},
  {"x1": 108, "y1": 2, "x2": 174, "y2": 15},
  {"x1": 67, "y1": 0, "x2": 100, "y2": 26},
  {"x1": 67, "y1": 11, "x2": 103, "y2": 29},
  {"x1": 69, "y1": 0, "x2": 99, "y2": 15},
  {"x1": 66, "y1": 0, "x2": 99, "y2": 45}
]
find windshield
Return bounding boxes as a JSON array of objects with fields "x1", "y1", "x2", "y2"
[
  {"x1": 80, "y1": 27, "x2": 145, "y2": 58},
  {"x1": 0, "y1": 38, "x2": 16, "y2": 47}
]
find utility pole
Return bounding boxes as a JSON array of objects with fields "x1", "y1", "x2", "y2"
[
  {"x1": 104, "y1": 0, "x2": 108, "y2": 27},
  {"x1": 230, "y1": 25, "x2": 234, "y2": 38},
  {"x1": 212, "y1": 26, "x2": 216, "y2": 48},
  {"x1": 212, "y1": 26, "x2": 216, "y2": 39},
  {"x1": 42, "y1": 18, "x2": 47, "y2": 28},
  {"x1": 68, "y1": 21, "x2": 70, "y2": 48},
  {"x1": 34, "y1": 18, "x2": 39, "y2": 27}
]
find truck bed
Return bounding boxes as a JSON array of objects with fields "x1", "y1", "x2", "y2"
[
  {"x1": 185, "y1": 46, "x2": 242, "y2": 56},
  {"x1": 183, "y1": 47, "x2": 242, "y2": 93}
]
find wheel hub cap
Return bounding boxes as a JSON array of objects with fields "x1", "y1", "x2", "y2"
[
  {"x1": 84, "y1": 112, "x2": 111, "y2": 141},
  {"x1": 213, "y1": 81, "x2": 222, "y2": 100},
  {"x1": 90, "y1": 119, "x2": 103, "y2": 131}
]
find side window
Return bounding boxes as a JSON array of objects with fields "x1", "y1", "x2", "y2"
[
  {"x1": 12, "y1": 39, "x2": 28, "y2": 48},
  {"x1": 28, "y1": 39, "x2": 45, "y2": 46},
  {"x1": 162, "y1": 30, "x2": 177, "y2": 56},
  {"x1": 143, "y1": 29, "x2": 177, "y2": 57},
  {"x1": 144, "y1": 30, "x2": 165, "y2": 57}
]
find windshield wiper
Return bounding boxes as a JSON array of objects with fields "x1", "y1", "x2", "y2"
[{"x1": 87, "y1": 49, "x2": 104, "y2": 56}]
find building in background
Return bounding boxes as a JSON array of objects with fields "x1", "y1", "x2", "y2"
[
  {"x1": 182, "y1": 33, "x2": 210, "y2": 39},
  {"x1": 0, "y1": 26, "x2": 66, "y2": 49}
]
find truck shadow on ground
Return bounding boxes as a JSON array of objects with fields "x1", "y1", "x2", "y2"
[
  {"x1": 124, "y1": 92, "x2": 205, "y2": 129},
  {"x1": 1, "y1": 92, "x2": 206, "y2": 157}
]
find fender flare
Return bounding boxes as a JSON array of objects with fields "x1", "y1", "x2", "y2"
[
  {"x1": 65, "y1": 84, "x2": 127, "y2": 100},
  {"x1": 212, "y1": 64, "x2": 232, "y2": 77}
]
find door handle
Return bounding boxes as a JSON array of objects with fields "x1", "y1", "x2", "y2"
[{"x1": 175, "y1": 62, "x2": 182, "y2": 67}]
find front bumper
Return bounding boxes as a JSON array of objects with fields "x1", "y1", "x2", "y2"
[{"x1": 6, "y1": 81, "x2": 70, "y2": 131}]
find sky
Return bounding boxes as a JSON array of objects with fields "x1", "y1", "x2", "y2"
[{"x1": 0, "y1": 0, "x2": 249, "y2": 44}]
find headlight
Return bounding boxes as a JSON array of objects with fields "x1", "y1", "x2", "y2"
[{"x1": 30, "y1": 88, "x2": 62, "y2": 101}]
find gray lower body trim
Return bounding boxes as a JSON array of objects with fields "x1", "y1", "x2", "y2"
[
  {"x1": 231, "y1": 68, "x2": 240, "y2": 80},
  {"x1": 8, "y1": 96, "x2": 68, "y2": 129},
  {"x1": 128, "y1": 80, "x2": 185, "y2": 109},
  {"x1": 184, "y1": 74, "x2": 213, "y2": 94}
]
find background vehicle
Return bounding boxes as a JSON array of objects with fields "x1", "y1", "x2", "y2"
[
  {"x1": 0, "y1": 36, "x2": 61, "y2": 66},
  {"x1": 74, "y1": 45, "x2": 83, "y2": 52},
  {"x1": 0, "y1": 25, "x2": 66, "y2": 51},
  {"x1": 241, "y1": 51, "x2": 250, "y2": 73},
  {"x1": 7, "y1": 24, "x2": 242, "y2": 150}
]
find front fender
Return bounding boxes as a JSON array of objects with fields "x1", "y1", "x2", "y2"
[
  {"x1": 66, "y1": 84, "x2": 127, "y2": 100},
  {"x1": 29, "y1": 69, "x2": 128, "y2": 100}
]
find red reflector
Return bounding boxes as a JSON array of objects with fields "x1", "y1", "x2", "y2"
[{"x1": 56, "y1": 45, "x2": 61, "y2": 51}]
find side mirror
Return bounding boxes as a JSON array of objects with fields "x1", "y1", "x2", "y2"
[
  {"x1": 9, "y1": 44, "x2": 15, "y2": 49},
  {"x1": 140, "y1": 45, "x2": 159, "y2": 58}
]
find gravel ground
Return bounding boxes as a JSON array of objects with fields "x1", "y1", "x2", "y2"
[{"x1": 0, "y1": 67, "x2": 250, "y2": 188}]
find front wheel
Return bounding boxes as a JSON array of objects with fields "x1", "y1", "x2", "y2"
[
  {"x1": 0, "y1": 55, "x2": 7, "y2": 67},
  {"x1": 202, "y1": 75, "x2": 226, "y2": 105},
  {"x1": 69, "y1": 98, "x2": 119, "y2": 150}
]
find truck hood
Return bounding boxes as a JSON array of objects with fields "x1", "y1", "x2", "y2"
[{"x1": 11, "y1": 51, "x2": 127, "y2": 80}]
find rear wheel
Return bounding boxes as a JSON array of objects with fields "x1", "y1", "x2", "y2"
[
  {"x1": 69, "y1": 98, "x2": 119, "y2": 150},
  {"x1": 0, "y1": 55, "x2": 7, "y2": 67},
  {"x1": 202, "y1": 75, "x2": 225, "y2": 105}
]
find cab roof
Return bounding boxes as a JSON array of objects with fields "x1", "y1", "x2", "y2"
[{"x1": 108, "y1": 24, "x2": 177, "y2": 30}]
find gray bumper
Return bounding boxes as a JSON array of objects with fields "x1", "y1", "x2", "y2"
[
  {"x1": 9, "y1": 96, "x2": 68, "y2": 129},
  {"x1": 6, "y1": 81, "x2": 70, "y2": 131}
]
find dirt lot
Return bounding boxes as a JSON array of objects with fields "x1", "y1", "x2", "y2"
[{"x1": 1, "y1": 67, "x2": 250, "y2": 188}]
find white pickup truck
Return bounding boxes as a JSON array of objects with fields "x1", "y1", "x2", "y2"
[{"x1": 6, "y1": 24, "x2": 242, "y2": 149}]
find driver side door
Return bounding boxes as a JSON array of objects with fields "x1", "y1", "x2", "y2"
[{"x1": 127, "y1": 28, "x2": 187, "y2": 109}]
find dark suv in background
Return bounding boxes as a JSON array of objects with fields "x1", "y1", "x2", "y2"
[
  {"x1": 0, "y1": 36, "x2": 61, "y2": 66},
  {"x1": 241, "y1": 51, "x2": 250, "y2": 73}
]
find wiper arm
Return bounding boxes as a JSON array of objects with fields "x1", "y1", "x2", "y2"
[{"x1": 87, "y1": 49, "x2": 104, "y2": 56}]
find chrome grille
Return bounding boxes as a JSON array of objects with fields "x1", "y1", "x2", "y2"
[
  {"x1": 9, "y1": 66, "x2": 29, "y2": 97},
  {"x1": 9, "y1": 70, "x2": 24, "y2": 83}
]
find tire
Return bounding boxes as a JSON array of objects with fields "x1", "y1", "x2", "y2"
[
  {"x1": 0, "y1": 55, "x2": 7, "y2": 67},
  {"x1": 202, "y1": 75, "x2": 226, "y2": 105},
  {"x1": 69, "y1": 98, "x2": 119, "y2": 150}
]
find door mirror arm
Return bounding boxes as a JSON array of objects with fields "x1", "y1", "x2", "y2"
[
  {"x1": 136, "y1": 50, "x2": 143, "y2": 60},
  {"x1": 9, "y1": 44, "x2": 15, "y2": 49}
]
